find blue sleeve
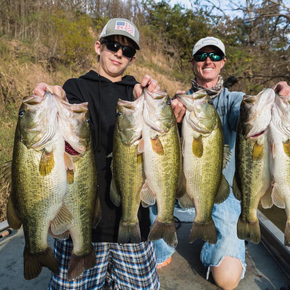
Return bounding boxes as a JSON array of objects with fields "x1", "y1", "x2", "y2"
[{"x1": 228, "y1": 92, "x2": 244, "y2": 131}]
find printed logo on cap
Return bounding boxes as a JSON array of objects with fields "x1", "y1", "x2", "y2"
[{"x1": 115, "y1": 21, "x2": 135, "y2": 37}]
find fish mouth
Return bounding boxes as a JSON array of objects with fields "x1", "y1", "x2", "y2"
[{"x1": 65, "y1": 141, "x2": 81, "y2": 156}]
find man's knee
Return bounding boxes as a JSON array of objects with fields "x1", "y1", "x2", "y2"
[{"x1": 211, "y1": 256, "x2": 243, "y2": 290}]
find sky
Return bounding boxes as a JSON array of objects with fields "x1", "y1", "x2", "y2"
[
  {"x1": 167, "y1": 0, "x2": 240, "y2": 16},
  {"x1": 167, "y1": 0, "x2": 290, "y2": 17}
]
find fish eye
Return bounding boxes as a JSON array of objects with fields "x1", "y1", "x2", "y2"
[
  {"x1": 116, "y1": 111, "x2": 122, "y2": 116},
  {"x1": 86, "y1": 118, "x2": 91, "y2": 125},
  {"x1": 19, "y1": 110, "x2": 25, "y2": 117},
  {"x1": 166, "y1": 100, "x2": 171, "y2": 106}
]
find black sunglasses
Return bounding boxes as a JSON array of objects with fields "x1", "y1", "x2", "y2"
[
  {"x1": 193, "y1": 52, "x2": 224, "y2": 62},
  {"x1": 102, "y1": 40, "x2": 136, "y2": 58}
]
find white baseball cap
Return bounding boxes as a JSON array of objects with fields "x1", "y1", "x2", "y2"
[
  {"x1": 192, "y1": 37, "x2": 226, "y2": 56},
  {"x1": 99, "y1": 18, "x2": 140, "y2": 50}
]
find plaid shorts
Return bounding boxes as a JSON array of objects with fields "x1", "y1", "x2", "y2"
[{"x1": 48, "y1": 239, "x2": 160, "y2": 290}]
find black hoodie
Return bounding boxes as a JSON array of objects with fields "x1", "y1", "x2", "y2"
[{"x1": 63, "y1": 70, "x2": 150, "y2": 242}]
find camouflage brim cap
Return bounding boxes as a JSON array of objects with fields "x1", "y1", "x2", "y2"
[
  {"x1": 192, "y1": 37, "x2": 226, "y2": 56},
  {"x1": 99, "y1": 18, "x2": 140, "y2": 50}
]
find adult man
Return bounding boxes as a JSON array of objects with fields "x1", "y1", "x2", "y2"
[
  {"x1": 168, "y1": 36, "x2": 290, "y2": 290},
  {"x1": 34, "y1": 18, "x2": 160, "y2": 290}
]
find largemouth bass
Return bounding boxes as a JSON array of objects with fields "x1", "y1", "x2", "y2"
[
  {"x1": 110, "y1": 96, "x2": 144, "y2": 244},
  {"x1": 7, "y1": 92, "x2": 67, "y2": 279},
  {"x1": 233, "y1": 88, "x2": 275, "y2": 244},
  {"x1": 142, "y1": 89, "x2": 181, "y2": 248},
  {"x1": 268, "y1": 93, "x2": 290, "y2": 245},
  {"x1": 177, "y1": 91, "x2": 230, "y2": 244},
  {"x1": 55, "y1": 97, "x2": 101, "y2": 280}
]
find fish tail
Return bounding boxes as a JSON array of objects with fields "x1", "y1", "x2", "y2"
[
  {"x1": 118, "y1": 222, "x2": 141, "y2": 244},
  {"x1": 67, "y1": 246, "x2": 96, "y2": 280},
  {"x1": 284, "y1": 222, "x2": 290, "y2": 246},
  {"x1": 189, "y1": 220, "x2": 217, "y2": 244},
  {"x1": 24, "y1": 247, "x2": 59, "y2": 280},
  {"x1": 148, "y1": 220, "x2": 178, "y2": 248},
  {"x1": 237, "y1": 217, "x2": 261, "y2": 244}
]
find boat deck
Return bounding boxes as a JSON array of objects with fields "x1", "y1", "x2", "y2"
[{"x1": 0, "y1": 212, "x2": 290, "y2": 289}]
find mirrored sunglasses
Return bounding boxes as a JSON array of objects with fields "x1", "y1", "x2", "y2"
[
  {"x1": 102, "y1": 40, "x2": 136, "y2": 58},
  {"x1": 193, "y1": 52, "x2": 224, "y2": 62}
]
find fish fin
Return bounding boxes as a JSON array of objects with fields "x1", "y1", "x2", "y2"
[
  {"x1": 93, "y1": 196, "x2": 102, "y2": 228},
  {"x1": 252, "y1": 142, "x2": 263, "y2": 160},
  {"x1": 6, "y1": 195, "x2": 22, "y2": 229},
  {"x1": 118, "y1": 221, "x2": 141, "y2": 244},
  {"x1": 284, "y1": 222, "x2": 290, "y2": 246},
  {"x1": 189, "y1": 220, "x2": 217, "y2": 244},
  {"x1": 148, "y1": 220, "x2": 178, "y2": 248},
  {"x1": 48, "y1": 228, "x2": 70, "y2": 240},
  {"x1": 137, "y1": 138, "x2": 144, "y2": 154},
  {"x1": 67, "y1": 246, "x2": 96, "y2": 280},
  {"x1": 260, "y1": 185, "x2": 273, "y2": 208},
  {"x1": 140, "y1": 181, "x2": 156, "y2": 205},
  {"x1": 109, "y1": 178, "x2": 121, "y2": 207},
  {"x1": 283, "y1": 139, "x2": 290, "y2": 157},
  {"x1": 237, "y1": 216, "x2": 260, "y2": 244},
  {"x1": 180, "y1": 136, "x2": 183, "y2": 144},
  {"x1": 271, "y1": 184, "x2": 285, "y2": 208},
  {"x1": 177, "y1": 192, "x2": 194, "y2": 209},
  {"x1": 66, "y1": 169, "x2": 74, "y2": 184},
  {"x1": 64, "y1": 151, "x2": 74, "y2": 170},
  {"x1": 192, "y1": 136, "x2": 203, "y2": 158},
  {"x1": 181, "y1": 137, "x2": 185, "y2": 157},
  {"x1": 232, "y1": 175, "x2": 241, "y2": 200},
  {"x1": 151, "y1": 137, "x2": 164, "y2": 155},
  {"x1": 39, "y1": 149, "x2": 54, "y2": 176},
  {"x1": 222, "y1": 144, "x2": 231, "y2": 169},
  {"x1": 214, "y1": 175, "x2": 230, "y2": 204},
  {"x1": 50, "y1": 204, "x2": 73, "y2": 235},
  {"x1": 271, "y1": 142, "x2": 276, "y2": 158},
  {"x1": 24, "y1": 246, "x2": 59, "y2": 280},
  {"x1": 0, "y1": 160, "x2": 12, "y2": 192},
  {"x1": 137, "y1": 152, "x2": 143, "y2": 164},
  {"x1": 64, "y1": 152, "x2": 74, "y2": 183}
]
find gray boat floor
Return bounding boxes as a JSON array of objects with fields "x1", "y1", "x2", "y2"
[{"x1": 0, "y1": 222, "x2": 289, "y2": 290}]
